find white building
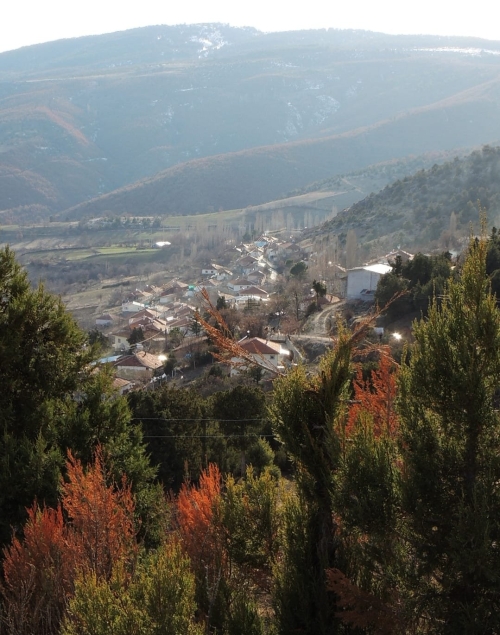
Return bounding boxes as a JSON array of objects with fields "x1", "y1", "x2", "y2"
[
  {"x1": 122, "y1": 300, "x2": 146, "y2": 314},
  {"x1": 228, "y1": 278, "x2": 254, "y2": 293},
  {"x1": 346, "y1": 264, "x2": 392, "y2": 301}
]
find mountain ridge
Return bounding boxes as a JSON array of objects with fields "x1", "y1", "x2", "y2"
[{"x1": 2, "y1": 24, "x2": 500, "y2": 223}]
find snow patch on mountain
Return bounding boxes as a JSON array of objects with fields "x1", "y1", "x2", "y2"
[
  {"x1": 280, "y1": 102, "x2": 303, "y2": 139},
  {"x1": 190, "y1": 26, "x2": 228, "y2": 58},
  {"x1": 311, "y1": 95, "x2": 340, "y2": 125},
  {"x1": 414, "y1": 47, "x2": 500, "y2": 57}
]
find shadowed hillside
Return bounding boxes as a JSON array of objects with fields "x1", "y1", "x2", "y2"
[{"x1": 59, "y1": 79, "x2": 500, "y2": 220}]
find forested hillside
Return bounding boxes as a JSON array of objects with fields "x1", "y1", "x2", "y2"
[{"x1": 319, "y1": 144, "x2": 500, "y2": 247}]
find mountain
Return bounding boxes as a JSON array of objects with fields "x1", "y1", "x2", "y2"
[{"x1": 1, "y1": 25, "x2": 500, "y2": 222}]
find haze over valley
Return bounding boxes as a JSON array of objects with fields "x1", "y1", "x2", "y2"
[{"x1": 1, "y1": 23, "x2": 500, "y2": 313}]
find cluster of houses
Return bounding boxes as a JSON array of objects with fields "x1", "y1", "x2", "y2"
[
  {"x1": 93, "y1": 233, "x2": 413, "y2": 393},
  {"x1": 91, "y1": 237, "x2": 302, "y2": 390},
  {"x1": 98, "y1": 292, "x2": 195, "y2": 352}
]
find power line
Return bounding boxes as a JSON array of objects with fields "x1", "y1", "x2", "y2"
[
  {"x1": 143, "y1": 433, "x2": 275, "y2": 439},
  {"x1": 131, "y1": 417, "x2": 267, "y2": 423}
]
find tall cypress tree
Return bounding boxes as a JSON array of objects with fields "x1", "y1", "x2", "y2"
[
  {"x1": 398, "y1": 237, "x2": 500, "y2": 633},
  {"x1": 270, "y1": 330, "x2": 355, "y2": 635}
]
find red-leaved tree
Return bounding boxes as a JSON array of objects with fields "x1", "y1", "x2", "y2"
[
  {"x1": 347, "y1": 354, "x2": 399, "y2": 438},
  {"x1": 62, "y1": 447, "x2": 137, "y2": 580},
  {"x1": 176, "y1": 463, "x2": 222, "y2": 568},
  {"x1": 176, "y1": 464, "x2": 225, "y2": 629},
  {"x1": 0, "y1": 447, "x2": 138, "y2": 635},
  {"x1": 1, "y1": 504, "x2": 77, "y2": 635}
]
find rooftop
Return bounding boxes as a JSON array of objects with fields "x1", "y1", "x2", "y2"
[
  {"x1": 238, "y1": 337, "x2": 282, "y2": 356},
  {"x1": 349, "y1": 264, "x2": 392, "y2": 275}
]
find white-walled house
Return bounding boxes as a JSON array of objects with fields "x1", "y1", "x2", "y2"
[
  {"x1": 112, "y1": 377, "x2": 135, "y2": 395},
  {"x1": 128, "y1": 308, "x2": 161, "y2": 326},
  {"x1": 122, "y1": 300, "x2": 146, "y2": 314},
  {"x1": 238, "y1": 286, "x2": 268, "y2": 299},
  {"x1": 111, "y1": 329, "x2": 132, "y2": 352},
  {"x1": 201, "y1": 267, "x2": 217, "y2": 276},
  {"x1": 346, "y1": 264, "x2": 392, "y2": 301},
  {"x1": 228, "y1": 278, "x2": 254, "y2": 293},
  {"x1": 112, "y1": 351, "x2": 164, "y2": 380}
]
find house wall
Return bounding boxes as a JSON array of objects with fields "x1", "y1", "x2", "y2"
[
  {"x1": 113, "y1": 336, "x2": 129, "y2": 351},
  {"x1": 113, "y1": 365, "x2": 152, "y2": 380},
  {"x1": 230, "y1": 352, "x2": 281, "y2": 376},
  {"x1": 346, "y1": 270, "x2": 382, "y2": 301},
  {"x1": 122, "y1": 302, "x2": 145, "y2": 313}
]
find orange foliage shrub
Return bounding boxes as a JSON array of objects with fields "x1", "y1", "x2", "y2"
[
  {"x1": 1, "y1": 505, "x2": 77, "y2": 635},
  {"x1": 348, "y1": 355, "x2": 399, "y2": 438},
  {"x1": 0, "y1": 446, "x2": 138, "y2": 635},
  {"x1": 62, "y1": 448, "x2": 137, "y2": 580},
  {"x1": 176, "y1": 463, "x2": 222, "y2": 568}
]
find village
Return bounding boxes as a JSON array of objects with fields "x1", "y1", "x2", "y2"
[{"x1": 92, "y1": 230, "x2": 414, "y2": 393}]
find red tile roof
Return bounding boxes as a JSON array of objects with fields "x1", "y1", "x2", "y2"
[{"x1": 238, "y1": 337, "x2": 281, "y2": 355}]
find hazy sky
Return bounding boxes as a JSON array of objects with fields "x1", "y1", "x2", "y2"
[{"x1": 1, "y1": 0, "x2": 499, "y2": 54}]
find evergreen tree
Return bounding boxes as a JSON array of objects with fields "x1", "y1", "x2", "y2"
[
  {"x1": 0, "y1": 247, "x2": 157, "y2": 546},
  {"x1": 127, "y1": 385, "x2": 205, "y2": 489},
  {"x1": 127, "y1": 327, "x2": 145, "y2": 347},
  {"x1": 398, "y1": 236, "x2": 500, "y2": 633},
  {"x1": 209, "y1": 385, "x2": 267, "y2": 475},
  {"x1": 290, "y1": 261, "x2": 308, "y2": 279},
  {"x1": 190, "y1": 311, "x2": 203, "y2": 337},
  {"x1": 0, "y1": 247, "x2": 92, "y2": 544},
  {"x1": 312, "y1": 279, "x2": 327, "y2": 308},
  {"x1": 270, "y1": 328, "x2": 359, "y2": 635}
]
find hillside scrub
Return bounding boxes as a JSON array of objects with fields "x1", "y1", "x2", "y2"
[
  {"x1": 324, "y1": 145, "x2": 500, "y2": 248},
  {"x1": 375, "y1": 250, "x2": 452, "y2": 321}
]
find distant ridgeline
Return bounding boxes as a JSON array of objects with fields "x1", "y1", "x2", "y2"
[
  {"x1": 320, "y1": 145, "x2": 500, "y2": 247},
  {"x1": 1, "y1": 25, "x2": 500, "y2": 223}
]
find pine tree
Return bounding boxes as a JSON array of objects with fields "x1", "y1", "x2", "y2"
[
  {"x1": 332, "y1": 354, "x2": 402, "y2": 630},
  {"x1": 0, "y1": 247, "x2": 157, "y2": 546},
  {"x1": 398, "y1": 236, "x2": 500, "y2": 633},
  {"x1": 0, "y1": 247, "x2": 92, "y2": 545},
  {"x1": 270, "y1": 327, "x2": 360, "y2": 635}
]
